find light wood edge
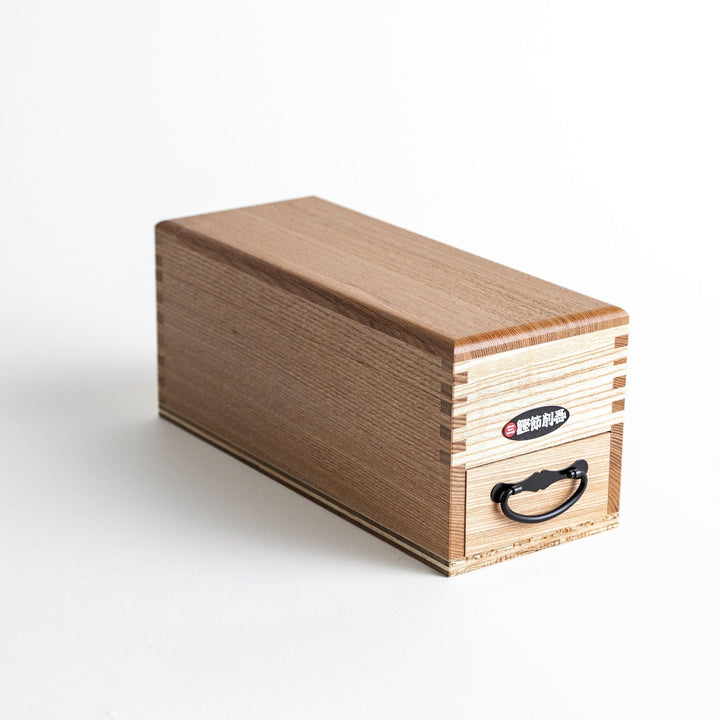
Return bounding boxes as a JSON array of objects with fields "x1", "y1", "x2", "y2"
[
  {"x1": 608, "y1": 333, "x2": 627, "y2": 514},
  {"x1": 453, "y1": 307, "x2": 629, "y2": 362},
  {"x1": 445, "y1": 360, "x2": 469, "y2": 560},
  {"x1": 608, "y1": 423, "x2": 623, "y2": 514}
]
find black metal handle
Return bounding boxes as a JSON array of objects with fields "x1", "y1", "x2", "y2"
[{"x1": 490, "y1": 459, "x2": 588, "y2": 524}]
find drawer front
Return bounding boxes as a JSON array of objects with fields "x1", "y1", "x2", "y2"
[{"x1": 465, "y1": 433, "x2": 611, "y2": 556}]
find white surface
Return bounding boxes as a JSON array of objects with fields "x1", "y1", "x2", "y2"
[{"x1": 1, "y1": 2, "x2": 719, "y2": 718}]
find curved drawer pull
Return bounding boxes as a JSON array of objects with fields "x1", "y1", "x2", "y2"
[{"x1": 490, "y1": 459, "x2": 588, "y2": 524}]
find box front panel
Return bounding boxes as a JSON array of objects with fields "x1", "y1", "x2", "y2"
[
  {"x1": 452, "y1": 325, "x2": 628, "y2": 470},
  {"x1": 450, "y1": 325, "x2": 628, "y2": 571}
]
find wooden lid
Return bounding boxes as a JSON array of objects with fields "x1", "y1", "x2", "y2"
[{"x1": 157, "y1": 196, "x2": 627, "y2": 359}]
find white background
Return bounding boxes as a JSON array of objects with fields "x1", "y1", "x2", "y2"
[{"x1": 2, "y1": 2, "x2": 719, "y2": 718}]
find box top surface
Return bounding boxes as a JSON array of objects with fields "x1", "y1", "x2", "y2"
[{"x1": 158, "y1": 197, "x2": 627, "y2": 359}]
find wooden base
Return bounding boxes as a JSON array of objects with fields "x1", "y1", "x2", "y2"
[
  {"x1": 455, "y1": 513, "x2": 618, "y2": 576},
  {"x1": 160, "y1": 407, "x2": 618, "y2": 577}
]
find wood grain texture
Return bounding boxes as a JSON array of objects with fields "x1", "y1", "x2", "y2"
[
  {"x1": 466, "y1": 433, "x2": 611, "y2": 556},
  {"x1": 158, "y1": 196, "x2": 628, "y2": 358},
  {"x1": 156, "y1": 197, "x2": 628, "y2": 573},
  {"x1": 156, "y1": 227, "x2": 460, "y2": 560},
  {"x1": 160, "y1": 407, "x2": 455, "y2": 574},
  {"x1": 452, "y1": 325, "x2": 629, "y2": 469},
  {"x1": 608, "y1": 422, "x2": 624, "y2": 514},
  {"x1": 607, "y1": 334, "x2": 628, "y2": 515},
  {"x1": 452, "y1": 512, "x2": 618, "y2": 575}
]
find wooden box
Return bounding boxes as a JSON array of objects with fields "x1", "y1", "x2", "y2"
[{"x1": 155, "y1": 197, "x2": 628, "y2": 575}]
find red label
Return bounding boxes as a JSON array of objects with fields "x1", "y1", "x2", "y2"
[{"x1": 503, "y1": 422, "x2": 517, "y2": 438}]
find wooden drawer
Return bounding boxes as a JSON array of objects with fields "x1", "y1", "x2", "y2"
[{"x1": 466, "y1": 433, "x2": 612, "y2": 560}]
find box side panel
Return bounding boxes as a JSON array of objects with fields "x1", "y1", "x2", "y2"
[{"x1": 156, "y1": 228, "x2": 457, "y2": 561}]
